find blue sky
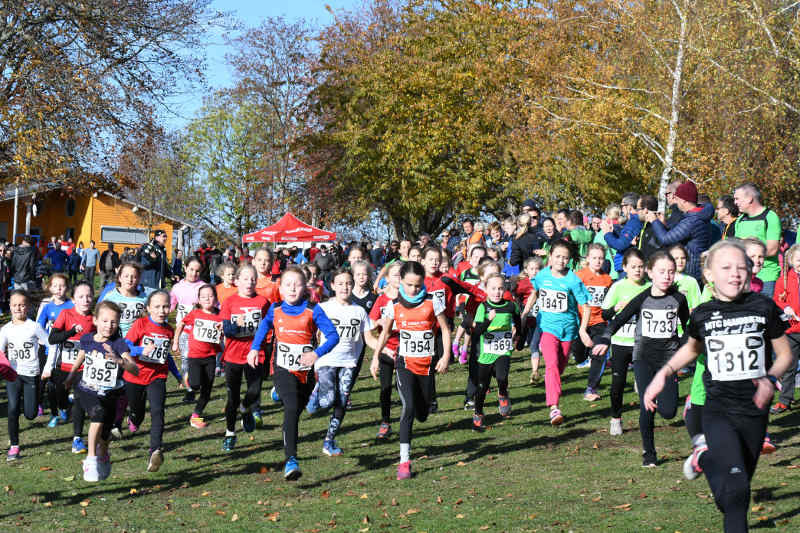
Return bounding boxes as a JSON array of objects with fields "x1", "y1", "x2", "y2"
[{"x1": 165, "y1": 0, "x2": 360, "y2": 128}]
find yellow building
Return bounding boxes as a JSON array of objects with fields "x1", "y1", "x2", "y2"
[{"x1": 0, "y1": 183, "x2": 192, "y2": 258}]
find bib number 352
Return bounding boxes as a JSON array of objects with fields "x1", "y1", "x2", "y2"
[{"x1": 706, "y1": 333, "x2": 766, "y2": 381}]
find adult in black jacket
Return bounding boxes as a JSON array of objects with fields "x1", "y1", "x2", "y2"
[
  {"x1": 99, "y1": 243, "x2": 121, "y2": 287},
  {"x1": 635, "y1": 195, "x2": 661, "y2": 261},
  {"x1": 10, "y1": 236, "x2": 39, "y2": 290},
  {"x1": 509, "y1": 213, "x2": 544, "y2": 267}
]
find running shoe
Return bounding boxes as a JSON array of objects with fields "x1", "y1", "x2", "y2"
[
  {"x1": 498, "y1": 395, "x2": 511, "y2": 417},
  {"x1": 429, "y1": 399, "x2": 438, "y2": 414},
  {"x1": 346, "y1": 397, "x2": 353, "y2": 410},
  {"x1": 472, "y1": 414, "x2": 486, "y2": 432},
  {"x1": 762, "y1": 434, "x2": 777, "y2": 454},
  {"x1": 451, "y1": 343, "x2": 460, "y2": 359},
  {"x1": 609, "y1": 417, "x2": 622, "y2": 436},
  {"x1": 58, "y1": 408, "x2": 69, "y2": 423},
  {"x1": 463, "y1": 399, "x2": 475, "y2": 411},
  {"x1": 190, "y1": 415, "x2": 208, "y2": 429},
  {"x1": 110, "y1": 427, "x2": 122, "y2": 441},
  {"x1": 770, "y1": 402, "x2": 790, "y2": 414},
  {"x1": 683, "y1": 445, "x2": 707, "y2": 480},
  {"x1": 7, "y1": 445, "x2": 19, "y2": 462},
  {"x1": 576, "y1": 358, "x2": 590, "y2": 369},
  {"x1": 72, "y1": 436, "x2": 88, "y2": 454},
  {"x1": 47, "y1": 416, "x2": 60, "y2": 428},
  {"x1": 241, "y1": 411, "x2": 256, "y2": 433},
  {"x1": 459, "y1": 346, "x2": 469, "y2": 365},
  {"x1": 682, "y1": 394, "x2": 692, "y2": 420},
  {"x1": 37, "y1": 405, "x2": 44, "y2": 418},
  {"x1": 396, "y1": 460, "x2": 411, "y2": 480},
  {"x1": 529, "y1": 370, "x2": 539, "y2": 385},
  {"x1": 306, "y1": 386, "x2": 320, "y2": 415},
  {"x1": 322, "y1": 440, "x2": 343, "y2": 456},
  {"x1": 214, "y1": 366, "x2": 222, "y2": 378},
  {"x1": 583, "y1": 389, "x2": 600, "y2": 402},
  {"x1": 271, "y1": 386, "x2": 281, "y2": 403},
  {"x1": 82, "y1": 456, "x2": 99, "y2": 482},
  {"x1": 376, "y1": 422, "x2": 392, "y2": 439},
  {"x1": 147, "y1": 449, "x2": 163, "y2": 473},
  {"x1": 128, "y1": 416, "x2": 139, "y2": 434},
  {"x1": 98, "y1": 452, "x2": 111, "y2": 481},
  {"x1": 642, "y1": 452, "x2": 657, "y2": 468},
  {"x1": 222, "y1": 435, "x2": 236, "y2": 452},
  {"x1": 252, "y1": 410, "x2": 264, "y2": 428},
  {"x1": 549, "y1": 407, "x2": 564, "y2": 426},
  {"x1": 284, "y1": 456, "x2": 302, "y2": 480}
]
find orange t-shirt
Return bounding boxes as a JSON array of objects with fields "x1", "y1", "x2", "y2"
[
  {"x1": 256, "y1": 276, "x2": 281, "y2": 303},
  {"x1": 576, "y1": 268, "x2": 613, "y2": 327},
  {"x1": 216, "y1": 283, "x2": 238, "y2": 304}
]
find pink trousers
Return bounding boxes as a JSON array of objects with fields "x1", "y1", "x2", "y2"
[{"x1": 540, "y1": 332, "x2": 572, "y2": 407}]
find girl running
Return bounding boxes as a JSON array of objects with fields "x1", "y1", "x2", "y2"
[
  {"x1": 248, "y1": 266, "x2": 339, "y2": 480},
  {"x1": 64, "y1": 301, "x2": 138, "y2": 481},
  {"x1": 2, "y1": 291, "x2": 52, "y2": 461},
  {"x1": 452, "y1": 245, "x2": 486, "y2": 364},
  {"x1": 599, "y1": 248, "x2": 650, "y2": 435},
  {"x1": 174, "y1": 284, "x2": 223, "y2": 428},
  {"x1": 522, "y1": 240, "x2": 592, "y2": 425},
  {"x1": 219, "y1": 264, "x2": 270, "y2": 451},
  {"x1": 643, "y1": 240, "x2": 793, "y2": 533},
  {"x1": 45, "y1": 281, "x2": 95, "y2": 454},
  {"x1": 668, "y1": 244, "x2": 701, "y2": 309},
  {"x1": 592, "y1": 251, "x2": 690, "y2": 466},
  {"x1": 215, "y1": 262, "x2": 238, "y2": 304},
  {"x1": 124, "y1": 290, "x2": 179, "y2": 473},
  {"x1": 772, "y1": 243, "x2": 800, "y2": 414},
  {"x1": 170, "y1": 257, "x2": 205, "y2": 403},
  {"x1": 370, "y1": 261, "x2": 451, "y2": 480},
  {"x1": 470, "y1": 273, "x2": 521, "y2": 430},
  {"x1": 514, "y1": 257, "x2": 543, "y2": 383},
  {"x1": 38, "y1": 274, "x2": 74, "y2": 427},
  {"x1": 307, "y1": 268, "x2": 370, "y2": 456}
]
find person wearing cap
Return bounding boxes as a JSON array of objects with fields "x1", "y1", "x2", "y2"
[
  {"x1": 644, "y1": 181, "x2": 714, "y2": 281},
  {"x1": 520, "y1": 200, "x2": 541, "y2": 233},
  {"x1": 137, "y1": 229, "x2": 172, "y2": 294}
]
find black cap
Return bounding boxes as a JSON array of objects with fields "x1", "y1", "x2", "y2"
[
  {"x1": 153, "y1": 229, "x2": 167, "y2": 237},
  {"x1": 522, "y1": 199, "x2": 537, "y2": 210}
]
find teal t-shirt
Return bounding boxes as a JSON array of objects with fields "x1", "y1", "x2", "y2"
[
  {"x1": 102, "y1": 289, "x2": 147, "y2": 336},
  {"x1": 533, "y1": 267, "x2": 589, "y2": 341}
]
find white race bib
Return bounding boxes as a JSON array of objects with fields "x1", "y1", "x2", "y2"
[
  {"x1": 398, "y1": 330, "x2": 434, "y2": 358},
  {"x1": 232, "y1": 309, "x2": 261, "y2": 338},
  {"x1": 139, "y1": 336, "x2": 170, "y2": 365},
  {"x1": 706, "y1": 333, "x2": 766, "y2": 381},
  {"x1": 432, "y1": 289, "x2": 446, "y2": 311},
  {"x1": 176, "y1": 303, "x2": 192, "y2": 322},
  {"x1": 118, "y1": 301, "x2": 145, "y2": 323},
  {"x1": 82, "y1": 351, "x2": 118, "y2": 389},
  {"x1": 276, "y1": 342, "x2": 313, "y2": 371},
  {"x1": 193, "y1": 319, "x2": 222, "y2": 344},
  {"x1": 8, "y1": 341, "x2": 38, "y2": 375},
  {"x1": 640, "y1": 309, "x2": 678, "y2": 339},
  {"x1": 332, "y1": 318, "x2": 361, "y2": 341},
  {"x1": 586, "y1": 286, "x2": 608, "y2": 307},
  {"x1": 483, "y1": 330, "x2": 513, "y2": 355},
  {"x1": 539, "y1": 288, "x2": 568, "y2": 313},
  {"x1": 61, "y1": 340, "x2": 79, "y2": 366},
  {"x1": 618, "y1": 321, "x2": 637, "y2": 338}
]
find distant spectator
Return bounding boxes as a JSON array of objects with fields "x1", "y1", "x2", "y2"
[
  {"x1": 44, "y1": 246, "x2": 68, "y2": 273},
  {"x1": 11, "y1": 236, "x2": 40, "y2": 290},
  {"x1": 99, "y1": 243, "x2": 120, "y2": 287},
  {"x1": 67, "y1": 246, "x2": 82, "y2": 285},
  {"x1": 81, "y1": 240, "x2": 100, "y2": 287}
]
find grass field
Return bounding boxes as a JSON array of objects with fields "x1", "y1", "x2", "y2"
[{"x1": 1, "y1": 356, "x2": 799, "y2": 532}]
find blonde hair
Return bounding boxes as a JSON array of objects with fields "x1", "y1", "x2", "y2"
[
  {"x1": 605, "y1": 204, "x2": 621, "y2": 221},
  {"x1": 515, "y1": 213, "x2": 531, "y2": 240},
  {"x1": 703, "y1": 239, "x2": 752, "y2": 296},
  {"x1": 779, "y1": 243, "x2": 800, "y2": 300},
  {"x1": 477, "y1": 260, "x2": 501, "y2": 279}
]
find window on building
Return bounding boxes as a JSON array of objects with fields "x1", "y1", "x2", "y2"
[
  {"x1": 100, "y1": 226, "x2": 149, "y2": 245},
  {"x1": 66, "y1": 198, "x2": 76, "y2": 217}
]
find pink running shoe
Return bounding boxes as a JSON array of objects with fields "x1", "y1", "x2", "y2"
[
  {"x1": 397, "y1": 461, "x2": 411, "y2": 480},
  {"x1": 459, "y1": 346, "x2": 469, "y2": 365}
]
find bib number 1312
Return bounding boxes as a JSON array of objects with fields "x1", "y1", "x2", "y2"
[{"x1": 706, "y1": 333, "x2": 765, "y2": 381}]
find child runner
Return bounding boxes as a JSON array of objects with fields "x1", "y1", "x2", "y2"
[
  {"x1": 469, "y1": 273, "x2": 521, "y2": 430},
  {"x1": 307, "y1": 268, "x2": 370, "y2": 456},
  {"x1": 216, "y1": 262, "x2": 238, "y2": 304},
  {"x1": 452, "y1": 245, "x2": 486, "y2": 364},
  {"x1": 643, "y1": 239, "x2": 793, "y2": 533},
  {"x1": 370, "y1": 261, "x2": 451, "y2": 480},
  {"x1": 574, "y1": 244, "x2": 613, "y2": 401},
  {"x1": 772, "y1": 243, "x2": 800, "y2": 414},
  {"x1": 65, "y1": 301, "x2": 139, "y2": 481},
  {"x1": 170, "y1": 257, "x2": 205, "y2": 404},
  {"x1": 45, "y1": 281, "x2": 95, "y2": 453},
  {"x1": 348, "y1": 260, "x2": 379, "y2": 408},
  {"x1": 219, "y1": 264, "x2": 270, "y2": 451},
  {"x1": 668, "y1": 244, "x2": 701, "y2": 309},
  {"x1": 174, "y1": 284, "x2": 223, "y2": 428},
  {"x1": 2, "y1": 291, "x2": 52, "y2": 461},
  {"x1": 421, "y1": 246, "x2": 455, "y2": 413},
  {"x1": 37, "y1": 274, "x2": 74, "y2": 427},
  {"x1": 515, "y1": 257, "x2": 543, "y2": 383},
  {"x1": 248, "y1": 266, "x2": 339, "y2": 480},
  {"x1": 599, "y1": 248, "x2": 650, "y2": 435},
  {"x1": 522, "y1": 240, "x2": 592, "y2": 425},
  {"x1": 124, "y1": 290, "x2": 180, "y2": 472},
  {"x1": 592, "y1": 251, "x2": 690, "y2": 466}
]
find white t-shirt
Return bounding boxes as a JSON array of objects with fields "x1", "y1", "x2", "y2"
[
  {"x1": 316, "y1": 300, "x2": 371, "y2": 369},
  {"x1": 0, "y1": 320, "x2": 52, "y2": 377}
]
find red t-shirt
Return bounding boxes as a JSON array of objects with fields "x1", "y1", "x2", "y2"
[
  {"x1": 370, "y1": 293, "x2": 399, "y2": 353},
  {"x1": 182, "y1": 308, "x2": 223, "y2": 359},
  {"x1": 124, "y1": 317, "x2": 174, "y2": 385},
  {"x1": 220, "y1": 293, "x2": 270, "y2": 365},
  {"x1": 425, "y1": 274, "x2": 455, "y2": 320},
  {"x1": 53, "y1": 308, "x2": 95, "y2": 372}
]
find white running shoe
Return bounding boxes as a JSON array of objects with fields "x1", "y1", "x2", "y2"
[
  {"x1": 609, "y1": 417, "x2": 623, "y2": 436},
  {"x1": 83, "y1": 457, "x2": 100, "y2": 482}
]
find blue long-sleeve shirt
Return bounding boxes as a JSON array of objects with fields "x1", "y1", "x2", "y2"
[
  {"x1": 604, "y1": 214, "x2": 643, "y2": 272},
  {"x1": 249, "y1": 300, "x2": 339, "y2": 359}
]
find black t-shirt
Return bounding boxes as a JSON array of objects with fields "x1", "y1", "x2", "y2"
[
  {"x1": 350, "y1": 290, "x2": 378, "y2": 314},
  {"x1": 689, "y1": 292, "x2": 788, "y2": 416}
]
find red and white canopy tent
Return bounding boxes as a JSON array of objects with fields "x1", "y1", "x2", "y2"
[{"x1": 242, "y1": 213, "x2": 337, "y2": 243}]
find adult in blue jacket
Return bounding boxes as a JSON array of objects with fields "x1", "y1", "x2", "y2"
[
  {"x1": 44, "y1": 247, "x2": 68, "y2": 273},
  {"x1": 602, "y1": 193, "x2": 642, "y2": 275},
  {"x1": 645, "y1": 181, "x2": 713, "y2": 281}
]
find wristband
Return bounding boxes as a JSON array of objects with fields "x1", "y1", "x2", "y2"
[{"x1": 766, "y1": 374, "x2": 778, "y2": 385}]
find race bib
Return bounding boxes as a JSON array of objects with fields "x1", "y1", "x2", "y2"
[
  {"x1": 193, "y1": 319, "x2": 222, "y2": 344},
  {"x1": 399, "y1": 330, "x2": 434, "y2": 358},
  {"x1": 706, "y1": 332, "x2": 766, "y2": 381},
  {"x1": 8, "y1": 341, "x2": 36, "y2": 362},
  {"x1": 586, "y1": 286, "x2": 608, "y2": 307},
  {"x1": 118, "y1": 301, "x2": 145, "y2": 323},
  {"x1": 61, "y1": 340, "x2": 79, "y2": 366},
  {"x1": 432, "y1": 289, "x2": 446, "y2": 311},
  {"x1": 618, "y1": 320, "x2": 637, "y2": 338},
  {"x1": 139, "y1": 336, "x2": 170, "y2": 365},
  {"x1": 332, "y1": 318, "x2": 361, "y2": 341},
  {"x1": 483, "y1": 330, "x2": 513, "y2": 355},
  {"x1": 539, "y1": 289, "x2": 568, "y2": 313},
  {"x1": 641, "y1": 309, "x2": 678, "y2": 339},
  {"x1": 176, "y1": 303, "x2": 192, "y2": 322},
  {"x1": 232, "y1": 309, "x2": 261, "y2": 338},
  {"x1": 82, "y1": 351, "x2": 118, "y2": 389},
  {"x1": 276, "y1": 342, "x2": 313, "y2": 371}
]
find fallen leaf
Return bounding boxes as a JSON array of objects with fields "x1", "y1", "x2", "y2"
[
  {"x1": 62, "y1": 476, "x2": 75, "y2": 482},
  {"x1": 456, "y1": 461, "x2": 467, "y2": 466},
  {"x1": 360, "y1": 493, "x2": 368, "y2": 499},
  {"x1": 191, "y1": 503, "x2": 201, "y2": 508},
  {"x1": 752, "y1": 505, "x2": 764, "y2": 512},
  {"x1": 40, "y1": 467, "x2": 53, "y2": 472},
  {"x1": 43, "y1": 502, "x2": 52, "y2": 508},
  {"x1": 613, "y1": 503, "x2": 632, "y2": 509},
  {"x1": 129, "y1": 488, "x2": 138, "y2": 495},
  {"x1": 436, "y1": 496, "x2": 443, "y2": 504},
  {"x1": 406, "y1": 508, "x2": 419, "y2": 515},
  {"x1": 267, "y1": 512, "x2": 280, "y2": 522},
  {"x1": 259, "y1": 466, "x2": 269, "y2": 474},
  {"x1": 639, "y1": 492, "x2": 648, "y2": 499},
  {"x1": 391, "y1": 498, "x2": 398, "y2": 506},
  {"x1": 592, "y1": 442, "x2": 599, "y2": 449},
  {"x1": 529, "y1": 514, "x2": 537, "y2": 519},
  {"x1": 456, "y1": 514, "x2": 465, "y2": 519},
  {"x1": 362, "y1": 516, "x2": 370, "y2": 524},
  {"x1": 215, "y1": 511, "x2": 226, "y2": 516},
  {"x1": 592, "y1": 496, "x2": 602, "y2": 502},
  {"x1": 455, "y1": 498, "x2": 463, "y2": 505},
  {"x1": 79, "y1": 500, "x2": 90, "y2": 507},
  {"x1": 480, "y1": 527, "x2": 490, "y2": 531},
  {"x1": 321, "y1": 490, "x2": 330, "y2": 499},
  {"x1": 80, "y1": 509, "x2": 87, "y2": 517},
  {"x1": 202, "y1": 491, "x2": 211, "y2": 497},
  {"x1": 231, "y1": 514, "x2": 239, "y2": 522},
  {"x1": 359, "y1": 529, "x2": 369, "y2": 533}
]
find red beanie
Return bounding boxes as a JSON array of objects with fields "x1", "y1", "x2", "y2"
[{"x1": 675, "y1": 181, "x2": 698, "y2": 204}]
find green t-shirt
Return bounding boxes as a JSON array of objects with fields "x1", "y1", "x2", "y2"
[
  {"x1": 734, "y1": 208, "x2": 782, "y2": 281},
  {"x1": 601, "y1": 278, "x2": 651, "y2": 346},
  {"x1": 474, "y1": 300, "x2": 519, "y2": 364},
  {"x1": 689, "y1": 286, "x2": 715, "y2": 405}
]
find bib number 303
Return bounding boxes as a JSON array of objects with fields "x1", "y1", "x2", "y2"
[{"x1": 706, "y1": 333, "x2": 766, "y2": 381}]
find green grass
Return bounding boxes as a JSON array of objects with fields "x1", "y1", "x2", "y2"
[{"x1": 1, "y1": 358, "x2": 799, "y2": 532}]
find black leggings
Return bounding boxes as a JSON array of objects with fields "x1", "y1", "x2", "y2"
[
  {"x1": 702, "y1": 408, "x2": 767, "y2": 533},
  {"x1": 224, "y1": 361, "x2": 263, "y2": 432},
  {"x1": 187, "y1": 357, "x2": 216, "y2": 415},
  {"x1": 464, "y1": 333, "x2": 480, "y2": 401},
  {"x1": 475, "y1": 356, "x2": 510, "y2": 415},
  {"x1": 396, "y1": 359, "x2": 433, "y2": 444},
  {"x1": 6, "y1": 375, "x2": 39, "y2": 446},
  {"x1": 379, "y1": 353, "x2": 396, "y2": 423},
  {"x1": 273, "y1": 366, "x2": 315, "y2": 459},
  {"x1": 47, "y1": 368, "x2": 71, "y2": 415},
  {"x1": 125, "y1": 379, "x2": 166, "y2": 452},
  {"x1": 610, "y1": 345, "x2": 633, "y2": 418},
  {"x1": 633, "y1": 359, "x2": 679, "y2": 458},
  {"x1": 573, "y1": 323, "x2": 607, "y2": 390},
  {"x1": 686, "y1": 401, "x2": 704, "y2": 439}
]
